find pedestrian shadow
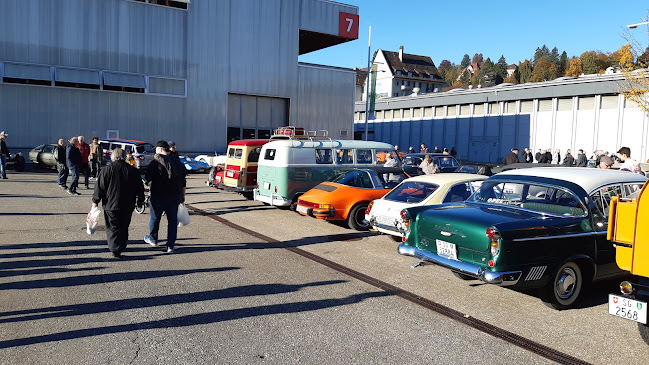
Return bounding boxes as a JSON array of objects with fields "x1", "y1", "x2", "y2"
[
  {"x1": 0, "y1": 212, "x2": 87, "y2": 216},
  {"x1": 0, "y1": 194, "x2": 70, "y2": 199},
  {"x1": 0, "y1": 290, "x2": 389, "y2": 349},
  {"x1": 0, "y1": 266, "x2": 105, "y2": 279},
  {"x1": 0, "y1": 280, "x2": 347, "y2": 324},
  {"x1": 0, "y1": 267, "x2": 238, "y2": 290},
  {"x1": 0, "y1": 241, "x2": 105, "y2": 251}
]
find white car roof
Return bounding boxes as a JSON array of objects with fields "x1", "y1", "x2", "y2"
[
  {"x1": 403, "y1": 173, "x2": 488, "y2": 185},
  {"x1": 495, "y1": 167, "x2": 647, "y2": 193},
  {"x1": 262, "y1": 139, "x2": 394, "y2": 149}
]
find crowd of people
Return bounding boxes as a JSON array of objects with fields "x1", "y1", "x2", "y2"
[{"x1": 501, "y1": 146, "x2": 646, "y2": 175}]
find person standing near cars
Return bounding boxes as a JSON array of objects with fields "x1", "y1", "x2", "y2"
[
  {"x1": 54, "y1": 138, "x2": 68, "y2": 189},
  {"x1": 93, "y1": 148, "x2": 145, "y2": 258},
  {"x1": 576, "y1": 149, "x2": 588, "y2": 167},
  {"x1": 89, "y1": 136, "x2": 103, "y2": 179},
  {"x1": 502, "y1": 148, "x2": 519, "y2": 165},
  {"x1": 0, "y1": 131, "x2": 9, "y2": 179},
  {"x1": 66, "y1": 137, "x2": 82, "y2": 195},
  {"x1": 419, "y1": 154, "x2": 438, "y2": 175},
  {"x1": 77, "y1": 136, "x2": 91, "y2": 189},
  {"x1": 144, "y1": 141, "x2": 187, "y2": 253}
]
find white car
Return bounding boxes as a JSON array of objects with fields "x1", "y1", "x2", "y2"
[
  {"x1": 365, "y1": 173, "x2": 487, "y2": 241},
  {"x1": 195, "y1": 154, "x2": 226, "y2": 167}
]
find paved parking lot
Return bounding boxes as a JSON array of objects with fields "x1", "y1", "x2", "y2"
[{"x1": 0, "y1": 169, "x2": 648, "y2": 364}]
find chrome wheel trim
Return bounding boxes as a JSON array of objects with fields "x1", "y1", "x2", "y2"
[{"x1": 556, "y1": 267, "x2": 577, "y2": 300}]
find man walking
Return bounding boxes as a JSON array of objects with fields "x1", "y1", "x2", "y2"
[
  {"x1": 66, "y1": 137, "x2": 82, "y2": 195},
  {"x1": 576, "y1": 149, "x2": 587, "y2": 167},
  {"x1": 144, "y1": 141, "x2": 186, "y2": 253},
  {"x1": 54, "y1": 138, "x2": 68, "y2": 189},
  {"x1": 0, "y1": 131, "x2": 9, "y2": 179},
  {"x1": 78, "y1": 136, "x2": 91, "y2": 189},
  {"x1": 89, "y1": 136, "x2": 103, "y2": 178},
  {"x1": 92, "y1": 148, "x2": 145, "y2": 258}
]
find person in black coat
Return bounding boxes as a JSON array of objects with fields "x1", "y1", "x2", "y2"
[
  {"x1": 535, "y1": 149, "x2": 542, "y2": 163},
  {"x1": 576, "y1": 149, "x2": 587, "y2": 167},
  {"x1": 562, "y1": 153, "x2": 575, "y2": 166},
  {"x1": 543, "y1": 150, "x2": 553, "y2": 164},
  {"x1": 92, "y1": 148, "x2": 145, "y2": 257},
  {"x1": 66, "y1": 137, "x2": 82, "y2": 195},
  {"x1": 54, "y1": 138, "x2": 68, "y2": 189},
  {"x1": 502, "y1": 148, "x2": 520, "y2": 165}
]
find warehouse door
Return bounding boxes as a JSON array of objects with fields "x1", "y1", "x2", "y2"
[{"x1": 227, "y1": 94, "x2": 289, "y2": 143}]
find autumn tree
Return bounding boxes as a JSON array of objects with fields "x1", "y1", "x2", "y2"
[
  {"x1": 564, "y1": 57, "x2": 583, "y2": 77},
  {"x1": 580, "y1": 51, "x2": 599, "y2": 74},
  {"x1": 472, "y1": 53, "x2": 483, "y2": 65},
  {"x1": 638, "y1": 46, "x2": 649, "y2": 67},
  {"x1": 612, "y1": 44, "x2": 634, "y2": 68},
  {"x1": 620, "y1": 19, "x2": 649, "y2": 114},
  {"x1": 530, "y1": 56, "x2": 558, "y2": 82},
  {"x1": 518, "y1": 60, "x2": 533, "y2": 83},
  {"x1": 438, "y1": 60, "x2": 453, "y2": 80},
  {"x1": 533, "y1": 45, "x2": 550, "y2": 66}
]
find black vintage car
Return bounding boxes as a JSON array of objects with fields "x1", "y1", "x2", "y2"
[{"x1": 402, "y1": 153, "x2": 459, "y2": 175}]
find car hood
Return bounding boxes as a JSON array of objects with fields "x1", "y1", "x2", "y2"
[{"x1": 411, "y1": 203, "x2": 588, "y2": 253}]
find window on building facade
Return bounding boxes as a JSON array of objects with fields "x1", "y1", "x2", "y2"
[
  {"x1": 408, "y1": 72, "x2": 412, "y2": 77},
  {"x1": 625, "y1": 98, "x2": 640, "y2": 109},
  {"x1": 413, "y1": 108, "x2": 421, "y2": 118},
  {"x1": 2, "y1": 63, "x2": 52, "y2": 86},
  {"x1": 557, "y1": 98, "x2": 572, "y2": 111},
  {"x1": 359, "y1": 111, "x2": 365, "y2": 120},
  {"x1": 396, "y1": 71, "x2": 402, "y2": 76},
  {"x1": 503, "y1": 101, "x2": 515, "y2": 114},
  {"x1": 577, "y1": 97, "x2": 595, "y2": 110},
  {"x1": 487, "y1": 102, "x2": 499, "y2": 115},
  {"x1": 520, "y1": 101, "x2": 533, "y2": 114},
  {"x1": 459, "y1": 104, "x2": 470, "y2": 116},
  {"x1": 394, "y1": 93, "x2": 399, "y2": 97},
  {"x1": 538, "y1": 99, "x2": 553, "y2": 112},
  {"x1": 54, "y1": 67, "x2": 100, "y2": 90},
  {"x1": 434, "y1": 106, "x2": 443, "y2": 117},
  {"x1": 601, "y1": 95, "x2": 619, "y2": 109},
  {"x1": 423, "y1": 107, "x2": 432, "y2": 117},
  {"x1": 103, "y1": 72, "x2": 146, "y2": 93},
  {"x1": 375, "y1": 110, "x2": 383, "y2": 119},
  {"x1": 403, "y1": 108, "x2": 411, "y2": 119},
  {"x1": 447, "y1": 106, "x2": 456, "y2": 117},
  {"x1": 474, "y1": 103, "x2": 484, "y2": 115}
]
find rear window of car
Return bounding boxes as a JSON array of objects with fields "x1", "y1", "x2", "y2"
[
  {"x1": 264, "y1": 149, "x2": 276, "y2": 161},
  {"x1": 228, "y1": 148, "x2": 243, "y2": 159},
  {"x1": 384, "y1": 181, "x2": 439, "y2": 203},
  {"x1": 403, "y1": 156, "x2": 422, "y2": 166},
  {"x1": 469, "y1": 181, "x2": 585, "y2": 216},
  {"x1": 332, "y1": 170, "x2": 374, "y2": 188},
  {"x1": 434, "y1": 156, "x2": 459, "y2": 169},
  {"x1": 248, "y1": 147, "x2": 261, "y2": 163},
  {"x1": 135, "y1": 143, "x2": 154, "y2": 154}
]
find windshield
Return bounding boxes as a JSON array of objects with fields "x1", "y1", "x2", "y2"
[
  {"x1": 376, "y1": 171, "x2": 409, "y2": 189},
  {"x1": 435, "y1": 156, "x2": 459, "y2": 169},
  {"x1": 468, "y1": 181, "x2": 585, "y2": 216},
  {"x1": 384, "y1": 181, "x2": 439, "y2": 203},
  {"x1": 136, "y1": 143, "x2": 155, "y2": 154}
]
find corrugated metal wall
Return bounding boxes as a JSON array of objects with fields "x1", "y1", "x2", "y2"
[{"x1": 0, "y1": 0, "x2": 357, "y2": 153}]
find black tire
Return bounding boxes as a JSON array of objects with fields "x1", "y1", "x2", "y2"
[
  {"x1": 242, "y1": 192, "x2": 254, "y2": 200},
  {"x1": 452, "y1": 272, "x2": 476, "y2": 281},
  {"x1": 387, "y1": 234, "x2": 402, "y2": 242},
  {"x1": 347, "y1": 203, "x2": 370, "y2": 231},
  {"x1": 14, "y1": 155, "x2": 25, "y2": 171},
  {"x1": 639, "y1": 323, "x2": 649, "y2": 345},
  {"x1": 542, "y1": 261, "x2": 583, "y2": 310},
  {"x1": 135, "y1": 197, "x2": 149, "y2": 214}
]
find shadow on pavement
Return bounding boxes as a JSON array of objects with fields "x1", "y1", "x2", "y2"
[{"x1": 0, "y1": 290, "x2": 389, "y2": 349}]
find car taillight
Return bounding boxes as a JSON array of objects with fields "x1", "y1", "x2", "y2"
[
  {"x1": 274, "y1": 186, "x2": 277, "y2": 193},
  {"x1": 365, "y1": 201, "x2": 374, "y2": 215},
  {"x1": 620, "y1": 281, "x2": 634, "y2": 295},
  {"x1": 319, "y1": 204, "x2": 334, "y2": 210},
  {"x1": 486, "y1": 227, "x2": 500, "y2": 256},
  {"x1": 400, "y1": 209, "x2": 410, "y2": 230}
]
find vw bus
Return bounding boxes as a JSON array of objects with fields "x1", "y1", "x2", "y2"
[
  {"x1": 223, "y1": 139, "x2": 269, "y2": 197},
  {"x1": 253, "y1": 138, "x2": 399, "y2": 207}
]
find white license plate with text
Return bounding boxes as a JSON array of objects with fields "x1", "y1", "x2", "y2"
[
  {"x1": 608, "y1": 294, "x2": 647, "y2": 324},
  {"x1": 296, "y1": 205, "x2": 309, "y2": 214},
  {"x1": 436, "y1": 239, "x2": 458, "y2": 261},
  {"x1": 225, "y1": 171, "x2": 234, "y2": 178}
]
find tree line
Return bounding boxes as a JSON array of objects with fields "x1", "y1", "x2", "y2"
[{"x1": 436, "y1": 44, "x2": 649, "y2": 88}]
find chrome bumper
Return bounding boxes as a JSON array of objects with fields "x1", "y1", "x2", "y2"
[
  {"x1": 253, "y1": 189, "x2": 291, "y2": 206},
  {"x1": 397, "y1": 244, "x2": 521, "y2": 286}
]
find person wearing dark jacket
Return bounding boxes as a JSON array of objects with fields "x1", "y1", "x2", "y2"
[
  {"x1": 543, "y1": 150, "x2": 553, "y2": 164},
  {"x1": 535, "y1": 149, "x2": 542, "y2": 163},
  {"x1": 92, "y1": 148, "x2": 145, "y2": 257},
  {"x1": 54, "y1": 138, "x2": 68, "y2": 189},
  {"x1": 562, "y1": 153, "x2": 575, "y2": 166},
  {"x1": 144, "y1": 141, "x2": 187, "y2": 253},
  {"x1": 66, "y1": 137, "x2": 82, "y2": 195},
  {"x1": 0, "y1": 131, "x2": 9, "y2": 179},
  {"x1": 576, "y1": 149, "x2": 587, "y2": 167},
  {"x1": 502, "y1": 148, "x2": 519, "y2": 165}
]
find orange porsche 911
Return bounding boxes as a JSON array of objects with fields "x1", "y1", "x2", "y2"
[{"x1": 296, "y1": 168, "x2": 409, "y2": 231}]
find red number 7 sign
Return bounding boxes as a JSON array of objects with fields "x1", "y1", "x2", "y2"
[{"x1": 339, "y1": 12, "x2": 359, "y2": 39}]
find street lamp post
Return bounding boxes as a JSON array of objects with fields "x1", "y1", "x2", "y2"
[
  {"x1": 363, "y1": 26, "x2": 372, "y2": 141},
  {"x1": 627, "y1": 21, "x2": 649, "y2": 29}
]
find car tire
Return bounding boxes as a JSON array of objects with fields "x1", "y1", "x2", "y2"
[
  {"x1": 542, "y1": 261, "x2": 583, "y2": 310},
  {"x1": 13, "y1": 155, "x2": 25, "y2": 171},
  {"x1": 639, "y1": 323, "x2": 649, "y2": 345},
  {"x1": 242, "y1": 192, "x2": 254, "y2": 200},
  {"x1": 387, "y1": 234, "x2": 402, "y2": 243},
  {"x1": 452, "y1": 272, "x2": 476, "y2": 281},
  {"x1": 348, "y1": 203, "x2": 370, "y2": 231}
]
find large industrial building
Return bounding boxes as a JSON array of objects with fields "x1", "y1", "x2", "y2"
[
  {"x1": 354, "y1": 72, "x2": 649, "y2": 163},
  {"x1": 0, "y1": 0, "x2": 359, "y2": 153}
]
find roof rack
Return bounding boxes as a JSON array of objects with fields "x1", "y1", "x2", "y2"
[{"x1": 270, "y1": 127, "x2": 332, "y2": 142}]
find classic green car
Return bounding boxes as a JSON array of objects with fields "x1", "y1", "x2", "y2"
[{"x1": 398, "y1": 167, "x2": 647, "y2": 309}]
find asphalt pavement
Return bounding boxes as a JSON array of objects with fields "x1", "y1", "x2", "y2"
[{"x1": 0, "y1": 167, "x2": 646, "y2": 364}]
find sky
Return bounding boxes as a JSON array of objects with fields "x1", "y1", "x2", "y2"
[{"x1": 299, "y1": 1, "x2": 649, "y2": 69}]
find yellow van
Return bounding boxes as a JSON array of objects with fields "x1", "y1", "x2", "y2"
[{"x1": 222, "y1": 139, "x2": 269, "y2": 198}]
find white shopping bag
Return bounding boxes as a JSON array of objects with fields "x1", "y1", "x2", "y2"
[
  {"x1": 177, "y1": 203, "x2": 191, "y2": 227},
  {"x1": 86, "y1": 206, "x2": 101, "y2": 235}
]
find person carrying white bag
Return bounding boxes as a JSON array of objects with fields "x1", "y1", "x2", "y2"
[{"x1": 91, "y1": 148, "x2": 145, "y2": 258}]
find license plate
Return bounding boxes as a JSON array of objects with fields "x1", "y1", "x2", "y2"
[
  {"x1": 608, "y1": 294, "x2": 647, "y2": 324},
  {"x1": 225, "y1": 171, "x2": 234, "y2": 178},
  {"x1": 296, "y1": 205, "x2": 309, "y2": 214},
  {"x1": 436, "y1": 239, "x2": 458, "y2": 260},
  {"x1": 375, "y1": 215, "x2": 394, "y2": 225},
  {"x1": 263, "y1": 182, "x2": 271, "y2": 190}
]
